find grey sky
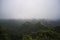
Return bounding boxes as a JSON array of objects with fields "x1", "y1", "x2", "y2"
[{"x1": 0, "y1": 0, "x2": 60, "y2": 20}]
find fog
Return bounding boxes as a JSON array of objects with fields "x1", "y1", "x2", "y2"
[{"x1": 0, "y1": 0, "x2": 60, "y2": 20}]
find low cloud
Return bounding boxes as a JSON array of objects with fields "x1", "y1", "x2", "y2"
[{"x1": 0, "y1": 0, "x2": 60, "y2": 20}]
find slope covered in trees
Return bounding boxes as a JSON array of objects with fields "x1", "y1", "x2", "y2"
[{"x1": 0, "y1": 19, "x2": 60, "y2": 40}]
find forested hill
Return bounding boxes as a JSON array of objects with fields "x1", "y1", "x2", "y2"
[
  {"x1": 0, "y1": 19, "x2": 60, "y2": 40},
  {"x1": 0, "y1": 19, "x2": 60, "y2": 27}
]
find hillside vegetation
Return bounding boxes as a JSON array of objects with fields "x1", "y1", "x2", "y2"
[{"x1": 0, "y1": 19, "x2": 60, "y2": 40}]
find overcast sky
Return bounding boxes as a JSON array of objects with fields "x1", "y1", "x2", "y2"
[{"x1": 0, "y1": 0, "x2": 60, "y2": 20}]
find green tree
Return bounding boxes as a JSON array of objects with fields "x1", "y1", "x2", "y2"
[{"x1": 23, "y1": 35, "x2": 32, "y2": 40}]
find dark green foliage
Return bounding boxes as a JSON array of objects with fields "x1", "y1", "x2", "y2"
[
  {"x1": 0, "y1": 20, "x2": 60, "y2": 40},
  {"x1": 36, "y1": 30, "x2": 59, "y2": 40},
  {"x1": 0, "y1": 26, "x2": 10, "y2": 40},
  {"x1": 23, "y1": 35, "x2": 32, "y2": 40},
  {"x1": 54, "y1": 26, "x2": 60, "y2": 33}
]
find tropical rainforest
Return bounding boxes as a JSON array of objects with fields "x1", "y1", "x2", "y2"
[{"x1": 0, "y1": 19, "x2": 60, "y2": 40}]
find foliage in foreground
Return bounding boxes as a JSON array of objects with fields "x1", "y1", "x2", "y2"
[{"x1": 0, "y1": 25, "x2": 60, "y2": 40}]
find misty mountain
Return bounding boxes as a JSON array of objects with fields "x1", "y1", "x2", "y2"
[
  {"x1": 0, "y1": 19, "x2": 60, "y2": 40},
  {"x1": 0, "y1": 19, "x2": 60, "y2": 31}
]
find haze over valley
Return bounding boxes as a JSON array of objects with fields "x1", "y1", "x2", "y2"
[{"x1": 0, "y1": 0, "x2": 60, "y2": 40}]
